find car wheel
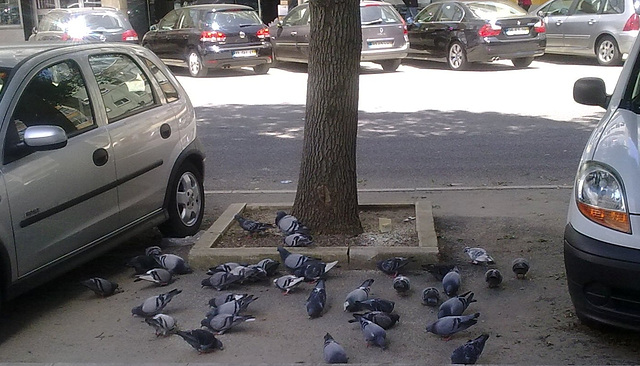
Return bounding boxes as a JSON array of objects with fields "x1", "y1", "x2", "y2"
[
  {"x1": 512, "y1": 57, "x2": 534, "y2": 68},
  {"x1": 187, "y1": 50, "x2": 207, "y2": 78},
  {"x1": 380, "y1": 59, "x2": 401, "y2": 72},
  {"x1": 447, "y1": 41, "x2": 468, "y2": 70},
  {"x1": 253, "y1": 63, "x2": 270, "y2": 75},
  {"x1": 596, "y1": 36, "x2": 622, "y2": 66},
  {"x1": 159, "y1": 161, "x2": 204, "y2": 237}
]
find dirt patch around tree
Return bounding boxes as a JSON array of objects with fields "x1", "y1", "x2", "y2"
[{"x1": 214, "y1": 207, "x2": 419, "y2": 248}]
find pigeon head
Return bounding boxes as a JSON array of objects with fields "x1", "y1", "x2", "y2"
[{"x1": 275, "y1": 211, "x2": 287, "y2": 224}]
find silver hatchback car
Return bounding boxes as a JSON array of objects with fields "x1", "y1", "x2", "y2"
[
  {"x1": 532, "y1": 0, "x2": 640, "y2": 65},
  {"x1": 0, "y1": 42, "x2": 205, "y2": 304}
]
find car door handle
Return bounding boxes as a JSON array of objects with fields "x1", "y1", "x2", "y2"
[
  {"x1": 92, "y1": 148, "x2": 109, "y2": 167},
  {"x1": 555, "y1": 20, "x2": 563, "y2": 25},
  {"x1": 588, "y1": 19, "x2": 597, "y2": 25},
  {"x1": 290, "y1": 31, "x2": 297, "y2": 36}
]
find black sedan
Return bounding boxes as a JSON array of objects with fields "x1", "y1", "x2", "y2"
[{"x1": 406, "y1": 0, "x2": 547, "y2": 70}]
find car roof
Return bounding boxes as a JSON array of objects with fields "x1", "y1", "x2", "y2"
[
  {"x1": 0, "y1": 42, "x2": 141, "y2": 68},
  {"x1": 44, "y1": 6, "x2": 124, "y2": 14},
  {"x1": 181, "y1": 4, "x2": 256, "y2": 11}
]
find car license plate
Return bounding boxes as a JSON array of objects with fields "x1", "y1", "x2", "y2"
[
  {"x1": 232, "y1": 50, "x2": 257, "y2": 58},
  {"x1": 368, "y1": 40, "x2": 393, "y2": 49},
  {"x1": 505, "y1": 27, "x2": 530, "y2": 36}
]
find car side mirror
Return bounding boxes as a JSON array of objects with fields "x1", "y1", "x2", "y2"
[
  {"x1": 150, "y1": 24, "x2": 158, "y2": 31},
  {"x1": 277, "y1": 21, "x2": 283, "y2": 28},
  {"x1": 32, "y1": 26, "x2": 38, "y2": 34},
  {"x1": 23, "y1": 125, "x2": 68, "y2": 150},
  {"x1": 573, "y1": 77, "x2": 609, "y2": 109}
]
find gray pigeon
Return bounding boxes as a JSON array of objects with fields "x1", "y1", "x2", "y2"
[
  {"x1": 81, "y1": 277, "x2": 119, "y2": 297},
  {"x1": 256, "y1": 258, "x2": 280, "y2": 276},
  {"x1": 131, "y1": 288, "x2": 182, "y2": 317},
  {"x1": 355, "y1": 314, "x2": 387, "y2": 349},
  {"x1": 451, "y1": 334, "x2": 490, "y2": 364},
  {"x1": 126, "y1": 255, "x2": 159, "y2": 275},
  {"x1": 393, "y1": 275, "x2": 410, "y2": 294},
  {"x1": 323, "y1": 333, "x2": 348, "y2": 364},
  {"x1": 208, "y1": 294, "x2": 258, "y2": 316},
  {"x1": 354, "y1": 298, "x2": 395, "y2": 313},
  {"x1": 376, "y1": 257, "x2": 410, "y2": 276},
  {"x1": 273, "y1": 274, "x2": 305, "y2": 294},
  {"x1": 293, "y1": 260, "x2": 338, "y2": 282},
  {"x1": 234, "y1": 214, "x2": 274, "y2": 234},
  {"x1": 426, "y1": 313, "x2": 480, "y2": 338},
  {"x1": 306, "y1": 279, "x2": 327, "y2": 318},
  {"x1": 201, "y1": 272, "x2": 243, "y2": 290},
  {"x1": 464, "y1": 247, "x2": 495, "y2": 265},
  {"x1": 277, "y1": 246, "x2": 313, "y2": 271},
  {"x1": 228, "y1": 265, "x2": 260, "y2": 283},
  {"x1": 512, "y1": 257, "x2": 530, "y2": 279},
  {"x1": 207, "y1": 262, "x2": 242, "y2": 275},
  {"x1": 422, "y1": 263, "x2": 456, "y2": 281},
  {"x1": 284, "y1": 232, "x2": 314, "y2": 247},
  {"x1": 485, "y1": 268, "x2": 503, "y2": 288},
  {"x1": 134, "y1": 268, "x2": 173, "y2": 286},
  {"x1": 349, "y1": 311, "x2": 400, "y2": 330},
  {"x1": 442, "y1": 267, "x2": 461, "y2": 296},
  {"x1": 201, "y1": 313, "x2": 255, "y2": 334},
  {"x1": 438, "y1": 291, "x2": 476, "y2": 318},
  {"x1": 208, "y1": 293, "x2": 246, "y2": 308},
  {"x1": 275, "y1": 211, "x2": 310, "y2": 235},
  {"x1": 145, "y1": 246, "x2": 162, "y2": 257},
  {"x1": 145, "y1": 313, "x2": 177, "y2": 336},
  {"x1": 245, "y1": 264, "x2": 269, "y2": 282},
  {"x1": 421, "y1": 287, "x2": 440, "y2": 307},
  {"x1": 175, "y1": 329, "x2": 223, "y2": 353},
  {"x1": 154, "y1": 253, "x2": 192, "y2": 274},
  {"x1": 344, "y1": 278, "x2": 374, "y2": 311}
]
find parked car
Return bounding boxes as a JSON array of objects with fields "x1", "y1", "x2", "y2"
[
  {"x1": 566, "y1": 33, "x2": 640, "y2": 330},
  {"x1": 29, "y1": 7, "x2": 139, "y2": 43},
  {"x1": 269, "y1": 1, "x2": 409, "y2": 72},
  {"x1": 141, "y1": 4, "x2": 272, "y2": 77},
  {"x1": 0, "y1": 42, "x2": 205, "y2": 306},
  {"x1": 406, "y1": 0, "x2": 547, "y2": 70},
  {"x1": 384, "y1": 0, "x2": 434, "y2": 20},
  {"x1": 531, "y1": 0, "x2": 640, "y2": 65}
]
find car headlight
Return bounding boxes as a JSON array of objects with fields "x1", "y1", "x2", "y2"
[{"x1": 576, "y1": 162, "x2": 631, "y2": 233}]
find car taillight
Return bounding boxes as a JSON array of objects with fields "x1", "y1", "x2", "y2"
[
  {"x1": 478, "y1": 23, "x2": 501, "y2": 37},
  {"x1": 256, "y1": 27, "x2": 269, "y2": 39},
  {"x1": 401, "y1": 18, "x2": 408, "y2": 35},
  {"x1": 61, "y1": 32, "x2": 70, "y2": 41},
  {"x1": 122, "y1": 29, "x2": 139, "y2": 41},
  {"x1": 623, "y1": 13, "x2": 639, "y2": 31},
  {"x1": 534, "y1": 19, "x2": 546, "y2": 33},
  {"x1": 201, "y1": 30, "x2": 226, "y2": 42}
]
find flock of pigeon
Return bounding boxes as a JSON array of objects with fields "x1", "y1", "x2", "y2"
[{"x1": 78, "y1": 210, "x2": 531, "y2": 364}]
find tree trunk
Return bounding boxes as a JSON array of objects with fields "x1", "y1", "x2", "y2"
[{"x1": 292, "y1": 0, "x2": 363, "y2": 235}]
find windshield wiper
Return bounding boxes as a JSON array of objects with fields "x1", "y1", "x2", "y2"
[{"x1": 361, "y1": 18, "x2": 383, "y2": 25}]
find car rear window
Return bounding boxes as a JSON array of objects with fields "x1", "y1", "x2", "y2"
[
  {"x1": 204, "y1": 10, "x2": 262, "y2": 29},
  {"x1": 361, "y1": 4, "x2": 403, "y2": 24},
  {"x1": 74, "y1": 13, "x2": 125, "y2": 31},
  {"x1": 0, "y1": 67, "x2": 10, "y2": 98},
  {"x1": 467, "y1": 1, "x2": 525, "y2": 17}
]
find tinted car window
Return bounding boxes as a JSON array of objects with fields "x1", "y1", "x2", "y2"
[
  {"x1": 159, "y1": 10, "x2": 179, "y2": 30},
  {"x1": 361, "y1": 4, "x2": 403, "y2": 24},
  {"x1": 179, "y1": 9, "x2": 200, "y2": 28},
  {"x1": 0, "y1": 67, "x2": 9, "y2": 96},
  {"x1": 88, "y1": 54, "x2": 156, "y2": 122},
  {"x1": 438, "y1": 3, "x2": 464, "y2": 20},
  {"x1": 282, "y1": 5, "x2": 309, "y2": 26},
  {"x1": 79, "y1": 13, "x2": 125, "y2": 30},
  {"x1": 466, "y1": 1, "x2": 525, "y2": 17},
  {"x1": 416, "y1": 3, "x2": 442, "y2": 21},
  {"x1": 142, "y1": 57, "x2": 180, "y2": 103},
  {"x1": 205, "y1": 9, "x2": 262, "y2": 29}
]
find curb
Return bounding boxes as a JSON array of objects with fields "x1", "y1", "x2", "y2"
[{"x1": 189, "y1": 200, "x2": 439, "y2": 269}]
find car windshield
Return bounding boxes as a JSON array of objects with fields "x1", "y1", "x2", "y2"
[
  {"x1": 361, "y1": 4, "x2": 402, "y2": 24},
  {"x1": 467, "y1": 1, "x2": 526, "y2": 17},
  {"x1": 204, "y1": 10, "x2": 262, "y2": 29},
  {"x1": 70, "y1": 13, "x2": 124, "y2": 32},
  {"x1": 0, "y1": 67, "x2": 10, "y2": 99}
]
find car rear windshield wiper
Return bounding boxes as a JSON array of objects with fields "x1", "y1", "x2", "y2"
[
  {"x1": 361, "y1": 18, "x2": 384, "y2": 25},
  {"x1": 239, "y1": 23, "x2": 260, "y2": 27}
]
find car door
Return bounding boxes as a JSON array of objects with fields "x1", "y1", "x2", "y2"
[
  {"x1": 561, "y1": 0, "x2": 602, "y2": 51},
  {"x1": 147, "y1": 10, "x2": 181, "y2": 59},
  {"x1": 166, "y1": 9, "x2": 197, "y2": 61},
  {"x1": 407, "y1": 3, "x2": 442, "y2": 55},
  {"x1": 537, "y1": 0, "x2": 574, "y2": 51},
  {"x1": 1, "y1": 57, "x2": 119, "y2": 276},
  {"x1": 272, "y1": 4, "x2": 310, "y2": 62},
  {"x1": 429, "y1": 2, "x2": 464, "y2": 57}
]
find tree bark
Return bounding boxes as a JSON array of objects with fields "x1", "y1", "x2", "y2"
[{"x1": 292, "y1": 0, "x2": 363, "y2": 235}]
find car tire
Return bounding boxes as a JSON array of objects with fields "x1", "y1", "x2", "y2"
[
  {"x1": 512, "y1": 57, "x2": 534, "y2": 68},
  {"x1": 253, "y1": 63, "x2": 270, "y2": 75},
  {"x1": 596, "y1": 36, "x2": 622, "y2": 66},
  {"x1": 447, "y1": 41, "x2": 468, "y2": 71},
  {"x1": 159, "y1": 161, "x2": 204, "y2": 237},
  {"x1": 187, "y1": 50, "x2": 207, "y2": 78},
  {"x1": 380, "y1": 59, "x2": 401, "y2": 72}
]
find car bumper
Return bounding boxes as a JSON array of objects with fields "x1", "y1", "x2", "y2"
[
  {"x1": 564, "y1": 223, "x2": 640, "y2": 330},
  {"x1": 616, "y1": 30, "x2": 639, "y2": 58},
  {"x1": 199, "y1": 43, "x2": 273, "y2": 69},
  {"x1": 467, "y1": 38, "x2": 546, "y2": 62},
  {"x1": 361, "y1": 43, "x2": 409, "y2": 62}
]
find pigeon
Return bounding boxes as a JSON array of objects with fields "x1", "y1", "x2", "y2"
[
  {"x1": 131, "y1": 288, "x2": 182, "y2": 317},
  {"x1": 512, "y1": 257, "x2": 530, "y2": 279},
  {"x1": 306, "y1": 279, "x2": 327, "y2": 318},
  {"x1": 354, "y1": 298, "x2": 395, "y2": 313},
  {"x1": 426, "y1": 313, "x2": 480, "y2": 338},
  {"x1": 209, "y1": 294, "x2": 258, "y2": 316},
  {"x1": 126, "y1": 255, "x2": 160, "y2": 275},
  {"x1": 201, "y1": 272, "x2": 243, "y2": 290},
  {"x1": 421, "y1": 287, "x2": 440, "y2": 307},
  {"x1": 245, "y1": 264, "x2": 269, "y2": 282},
  {"x1": 376, "y1": 257, "x2": 410, "y2": 276},
  {"x1": 256, "y1": 258, "x2": 280, "y2": 276},
  {"x1": 393, "y1": 275, "x2": 410, "y2": 294},
  {"x1": 154, "y1": 253, "x2": 192, "y2": 274},
  {"x1": 208, "y1": 293, "x2": 247, "y2": 308},
  {"x1": 145, "y1": 313, "x2": 177, "y2": 336},
  {"x1": 344, "y1": 278, "x2": 374, "y2": 312},
  {"x1": 284, "y1": 232, "x2": 314, "y2": 247},
  {"x1": 438, "y1": 291, "x2": 476, "y2": 318},
  {"x1": 485, "y1": 268, "x2": 503, "y2": 288},
  {"x1": 422, "y1": 263, "x2": 456, "y2": 281},
  {"x1": 234, "y1": 214, "x2": 274, "y2": 234},
  {"x1": 451, "y1": 334, "x2": 490, "y2": 364},
  {"x1": 293, "y1": 260, "x2": 339, "y2": 282},
  {"x1": 323, "y1": 333, "x2": 348, "y2": 364},
  {"x1": 145, "y1": 246, "x2": 162, "y2": 257},
  {"x1": 354, "y1": 314, "x2": 387, "y2": 349},
  {"x1": 349, "y1": 311, "x2": 400, "y2": 330},
  {"x1": 273, "y1": 274, "x2": 305, "y2": 294},
  {"x1": 228, "y1": 265, "x2": 260, "y2": 284},
  {"x1": 464, "y1": 247, "x2": 495, "y2": 265},
  {"x1": 206, "y1": 262, "x2": 242, "y2": 275},
  {"x1": 442, "y1": 267, "x2": 461, "y2": 297},
  {"x1": 80, "y1": 277, "x2": 119, "y2": 297},
  {"x1": 277, "y1": 246, "x2": 314, "y2": 271},
  {"x1": 275, "y1": 211, "x2": 310, "y2": 235},
  {"x1": 175, "y1": 329, "x2": 223, "y2": 353},
  {"x1": 201, "y1": 313, "x2": 255, "y2": 334},
  {"x1": 134, "y1": 268, "x2": 173, "y2": 286}
]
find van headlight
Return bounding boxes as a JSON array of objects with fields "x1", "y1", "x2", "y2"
[{"x1": 576, "y1": 162, "x2": 631, "y2": 233}]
